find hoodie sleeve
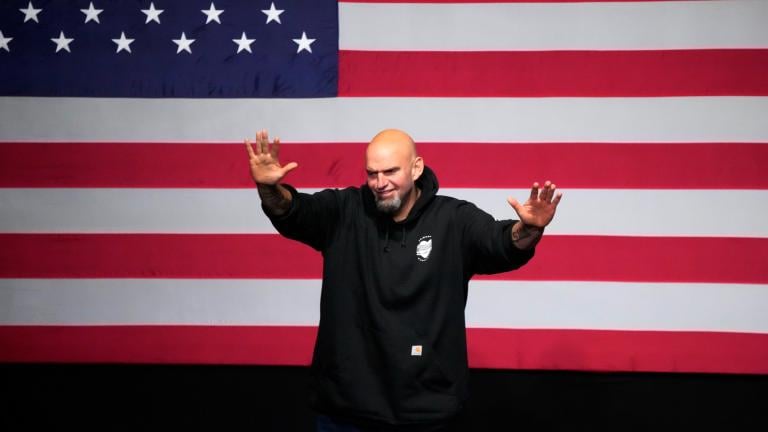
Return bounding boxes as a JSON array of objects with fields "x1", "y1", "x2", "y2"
[
  {"x1": 457, "y1": 201, "x2": 535, "y2": 275},
  {"x1": 262, "y1": 184, "x2": 341, "y2": 252}
]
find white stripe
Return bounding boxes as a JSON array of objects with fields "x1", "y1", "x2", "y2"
[
  {"x1": 339, "y1": 1, "x2": 768, "y2": 50},
  {"x1": 3, "y1": 188, "x2": 767, "y2": 238},
  {"x1": 2, "y1": 97, "x2": 768, "y2": 143},
  {"x1": 0, "y1": 279, "x2": 320, "y2": 326},
  {"x1": 466, "y1": 280, "x2": 768, "y2": 333},
  {"x1": 2, "y1": 279, "x2": 766, "y2": 333}
]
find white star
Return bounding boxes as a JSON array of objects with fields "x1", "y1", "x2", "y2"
[
  {"x1": 201, "y1": 2, "x2": 223, "y2": 24},
  {"x1": 261, "y1": 2, "x2": 284, "y2": 25},
  {"x1": 172, "y1": 32, "x2": 195, "y2": 54},
  {"x1": 0, "y1": 31, "x2": 13, "y2": 52},
  {"x1": 232, "y1": 32, "x2": 255, "y2": 54},
  {"x1": 112, "y1": 32, "x2": 135, "y2": 54},
  {"x1": 81, "y1": 2, "x2": 103, "y2": 24},
  {"x1": 141, "y1": 2, "x2": 164, "y2": 24},
  {"x1": 19, "y1": 2, "x2": 42, "y2": 23},
  {"x1": 292, "y1": 31, "x2": 315, "y2": 54},
  {"x1": 51, "y1": 31, "x2": 74, "y2": 53}
]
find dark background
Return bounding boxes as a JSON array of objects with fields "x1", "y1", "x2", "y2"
[{"x1": 2, "y1": 364, "x2": 767, "y2": 431}]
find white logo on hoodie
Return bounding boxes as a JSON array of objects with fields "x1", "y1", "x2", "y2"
[{"x1": 416, "y1": 235, "x2": 432, "y2": 262}]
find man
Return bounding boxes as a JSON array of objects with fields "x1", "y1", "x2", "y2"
[{"x1": 246, "y1": 129, "x2": 562, "y2": 431}]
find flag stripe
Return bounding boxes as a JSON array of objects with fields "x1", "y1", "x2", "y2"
[
  {"x1": 2, "y1": 97, "x2": 768, "y2": 143},
  {"x1": 1, "y1": 325, "x2": 766, "y2": 374},
  {"x1": 1, "y1": 279, "x2": 320, "y2": 326},
  {"x1": 339, "y1": 50, "x2": 768, "y2": 97},
  {"x1": 3, "y1": 188, "x2": 768, "y2": 238},
  {"x1": 3, "y1": 279, "x2": 766, "y2": 333},
  {"x1": 339, "y1": 1, "x2": 768, "y2": 51},
  {"x1": 3, "y1": 142, "x2": 767, "y2": 189},
  {"x1": 2, "y1": 234, "x2": 766, "y2": 283},
  {"x1": 464, "y1": 327, "x2": 768, "y2": 374}
]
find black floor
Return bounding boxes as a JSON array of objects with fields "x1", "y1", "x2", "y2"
[{"x1": 2, "y1": 364, "x2": 767, "y2": 431}]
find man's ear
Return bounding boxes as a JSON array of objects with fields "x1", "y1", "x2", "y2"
[{"x1": 412, "y1": 157, "x2": 424, "y2": 180}]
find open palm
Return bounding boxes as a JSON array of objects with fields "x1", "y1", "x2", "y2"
[
  {"x1": 507, "y1": 181, "x2": 562, "y2": 228},
  {"x1": 245, "y1": 129, "x2": 298, "y2": 185}
]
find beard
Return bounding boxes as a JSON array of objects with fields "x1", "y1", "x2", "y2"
[{"x1": 375, "y1": 193, "x2": 402, "y2": 214}]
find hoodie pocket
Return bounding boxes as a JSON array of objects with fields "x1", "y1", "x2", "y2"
[
  {"x1": 417, "y1": 344, "x2": 456, "y2": 395},
  {"x1": 395, "y1": 339, "x2": 461, "y2": 417},
  {"x1": 378, "y1": 323, "x2": 458, "y2": 398}
]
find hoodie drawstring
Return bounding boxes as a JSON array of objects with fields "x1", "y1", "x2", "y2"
[{"x1": 383, "y1": 225, "x2": 407, "y2": 252}]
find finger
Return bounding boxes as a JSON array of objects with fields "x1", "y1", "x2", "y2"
[
  {"x1": 254, "y1": 131, "x2": 263, "y2": 155},
  {"x1": 541, "y1": 181, "x2": 553, "y2": 202},
  {"x1": 546, "y1": 183, "x2": 557, "y2": 203},
  {"x1": 506, "y1": 196, "x2": 522, "y2": 215},
  {"x1": 245, "y1": 139, "x2": 256, "y2": 159},
  {"x1": 528, "y1": 182, "x2": 540, "y2": 202},
  {"x1": 552, "y1": 192, "x2": 563, "y2": 207},
  {"x1": 281, "y1": 161, "x2": 299, "y2": 176},
  {"x1": 271, "y1": 136, "x2": 281, "y2": 159},
  {"x1": 258, "y1": 129, "x2": 269, "y2": 154},
  {"x1": 263, "y1": 129, "x2": 272, "y2": 154}
]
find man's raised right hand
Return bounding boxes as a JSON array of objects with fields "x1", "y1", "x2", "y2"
[{"x1": 245, "y1": 129, "x2": 298, "y2": 185}]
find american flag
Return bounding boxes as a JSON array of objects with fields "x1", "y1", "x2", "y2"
[{"x1": 1, "y1": 0, "x2": 767, "y2": 374}]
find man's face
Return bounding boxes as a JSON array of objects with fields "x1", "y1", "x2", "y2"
[{"x1": 365, "y1": 145, "x2": 415, "y2": 214}]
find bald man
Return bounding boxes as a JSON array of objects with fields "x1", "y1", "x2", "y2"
[{"x1": 246, "y1": 129, "x2": 561, "y2": 431}]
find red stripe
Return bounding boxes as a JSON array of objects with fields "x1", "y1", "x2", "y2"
[
  {"x1": 1, "y1": 325, "x2": 765, "y2": 374},
  {"x1": 2, "y1": 234, "x2": 766, "y2": 284},
  {"x1": 464, "y1": 328, "x2": 768, "y2": 374},
  {"x1": 3, "y1": 142, "x2": 767, "y2": 189},
  {"x1": 339, "y1": 50, "x2": 768, "y2": 97},
  {"x1": 0, "y1": 325, "x2": 315, "y2": 366}
]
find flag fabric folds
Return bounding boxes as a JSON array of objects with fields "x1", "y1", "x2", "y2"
[{"x1": 1, "y1": 0, "x2": 768, "y2": 374}]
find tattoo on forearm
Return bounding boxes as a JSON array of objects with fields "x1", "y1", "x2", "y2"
[
  {"x1": 511, "y1": 222, "x2": 543, "y2": 250},
  {"x1": 258, "y1": 183, "x2": 291, "y2": 216}
]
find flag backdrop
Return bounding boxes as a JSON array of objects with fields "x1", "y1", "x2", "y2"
[{"x1": 1, "y1": 0, "x2": 767, "y2": 374}]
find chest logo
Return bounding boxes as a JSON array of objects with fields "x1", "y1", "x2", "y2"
[{"x1": 416, "y1": 235, "x2": 432, "y2": 262}]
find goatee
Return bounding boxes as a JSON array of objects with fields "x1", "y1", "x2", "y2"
[{"x1": 375, "y1": 195, "x2": 402, "y2": 214}]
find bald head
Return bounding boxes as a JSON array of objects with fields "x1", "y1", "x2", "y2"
[
  {"x1": 367, "y1": 129, "x2": 417, "y2": 161},
  {"x1": 365, "y1": 129, "x2": 425, "y2": 220}
]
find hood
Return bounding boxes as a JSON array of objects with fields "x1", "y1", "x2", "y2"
[{"x1": 363, "y1": 166, "x2": 440, "y2": 252}]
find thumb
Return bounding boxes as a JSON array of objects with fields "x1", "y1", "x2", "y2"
[
  {"x1": 281, "y1": 162, "x2": 299, "y2": 177},
  {"x1": 506, "y1": 196, "x2": 522, "y2": 215}
]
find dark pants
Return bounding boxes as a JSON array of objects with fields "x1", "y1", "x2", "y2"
[
  {"x1": 315, "y1": 412, "x2": 467, "y2": 432},
  {"x1": 316, "y1": 414, "x2": 362, "y2": 432}
]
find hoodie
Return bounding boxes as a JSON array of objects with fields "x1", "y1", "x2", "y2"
[{"x1": 264, "y1": 166, "x2": 535, "y2": 426}]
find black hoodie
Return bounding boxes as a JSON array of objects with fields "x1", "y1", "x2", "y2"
[{"x1": 265, "y1": 166, "x2": 534, "y2": 426}]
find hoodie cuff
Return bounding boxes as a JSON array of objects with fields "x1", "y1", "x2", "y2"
[
  {"x1": 502, "y1": 221, "x2": 536, "y2": 259},
  {"x1": 262, "y1": 183, "x2": 300, "y2": 222}
]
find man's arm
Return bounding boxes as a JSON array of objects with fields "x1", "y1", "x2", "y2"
[
  {"x1": 511, "y1": 221, "x2": 543, "y2": 250},
  {"x1": 246, "y1": 129, "x2": 341, "y2": 251},
  {"x1": 507, "y1": 181, "x2": 562, "y2": 250},
  {"x1": 257, "y1": 183, "x2": 292, "y2": 217}
]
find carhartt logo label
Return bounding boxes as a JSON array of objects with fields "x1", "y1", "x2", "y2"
[
  {"x1": 416, "y1": 235, "x2": 432, "y2": 261},
  {"x1": 411, "y1": 345, "x2": 423, "y2": 356}
]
